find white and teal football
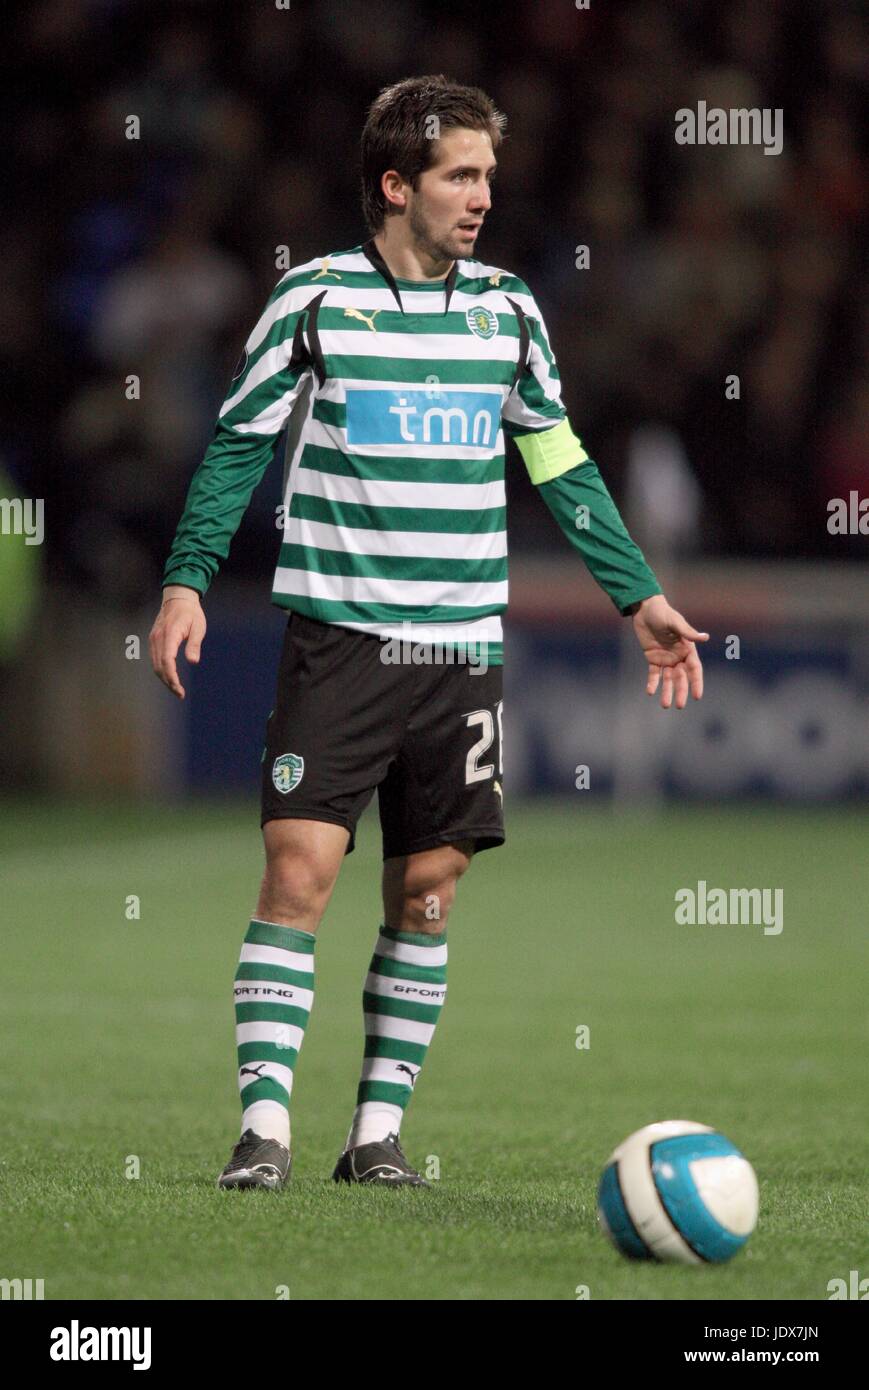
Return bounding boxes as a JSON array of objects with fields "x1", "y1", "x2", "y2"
[{"x1": 597, "y1": 1120, "x2": 758, "y2": 1264}]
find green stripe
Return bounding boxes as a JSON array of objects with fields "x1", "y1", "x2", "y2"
[
  {"x1": 271, "y1": 589, "x2": 500, "y2": 628},
  {"x1": 318, "y1": 304, "x2": 522, "y2": 338},
  {"x1": 362, "y1": 990, "x2": 442, "y2": 1025},
  {"x1": 363, "y1": 1036, "x2": 428, "y2": 1066},
  {"x1": 235, "y1": 960, "x2": 315, "y2": 989},
  {"x1": 393, "y1": 277, "x2": 448, "y2": 291},
  {"x1": 356, "y1": 1080, "x2": 412, "y2": 1109},
  {"x1": 237, "y1": 1041, "x2": 300, "y2": 1069},
  {"x1": 240, "y1": 1075, "x2": 290, "y2": 1109},
  {"x1": 245, "y1": 920, "x2": 315, "y2": 953},
  {"x1": 299, "y1": 439, "x2": 504, "y2": 485},
  {"x1": 527, "y1": 315, "x2": 559, "y2": 370},
  {"x1": 285, "y1": 258, "x2": 517, "y2": 296},
  {"x1": 222, "y1": 366, "x2": 305, "y2": 426},
  {"x1": 286, "y1": 264, "x2": 386, "y2": 291},
  {"x1": 516, "y1": 346, "x2": 561, "y2": 414},
  {"x1": 308, "y1": 399, "x2": 341, "y2": 427},
  {"x1": 325, "y1": 354, "x2": 513, "y2": 386},
  {"x1": 232, "y1": 306, "x2": 305, "y2": 392},
  {"x1": 368, "y1": 954, "x2": 447, "y2": 985},
  {"x1": 234, "y1": 1002, "x2": 311, "y2": 1028},
  {"x1": 380, "y1": 924, "x2": 447, "y2": 947},
  {"x1": 291, "y1": 261, "x2": 528, "y2": 296},
  {"x1": 311, "y1": 260, "x2": 529, "y2": 300},
  {"x1": 278, "y1": 542, "x2": 505, "y2": 585},
  {"x1": 289, "y1": 491, "x2": 506, "y2": 534},
  {"x1": 265, "y1": 266, "x2": 329, "y2": 302}
]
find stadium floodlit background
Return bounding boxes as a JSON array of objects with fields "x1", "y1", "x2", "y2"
[{"x1": 2, "y1": 0, "x2": 867, "y2": 1304}]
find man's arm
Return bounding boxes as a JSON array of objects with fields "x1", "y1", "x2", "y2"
[
  {"x1": 149, "y1": 584, "x2": 208, "y2": 700},
  {"x1": 150, "y1": 275, "x2": 315, "y2": 698},
  {"x1": 515, "y1": 419, "x2": 662, "y2": 615},
  {"x1": 502, "y1": 282, "x2": 707, "y2": 707}
]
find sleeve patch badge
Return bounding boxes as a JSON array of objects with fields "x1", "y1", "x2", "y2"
[{"x1": 272, "y1": 753, "x2": 305, "y2": 794}]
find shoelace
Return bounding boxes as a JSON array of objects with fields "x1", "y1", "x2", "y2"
[
  {"x1": 385, "y1": 1133, "x2": 409, "y2": 1164},
  {"x1": 231, "y1": 1134, "x2": 264, "y2": 1164}
]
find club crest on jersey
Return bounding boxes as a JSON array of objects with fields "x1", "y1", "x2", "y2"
[
  {"x1": 272, "y1": 753, "x2": 304, "y2": 794},
  {"x1": 466, "y1": 305, "x2": 498, "y2": 340}
]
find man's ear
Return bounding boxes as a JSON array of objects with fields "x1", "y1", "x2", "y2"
[{"x1": 381, "y1": 171, "x2": 407, "y2": 210}]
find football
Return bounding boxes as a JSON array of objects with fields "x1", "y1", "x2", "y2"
[{"x1": 597, "y1": 1120, "x2": 759, "y2": 1264}]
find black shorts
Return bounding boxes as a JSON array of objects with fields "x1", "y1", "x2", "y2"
[{"x1": 260, "y1": 611, "x2": 505, "y2": 860}]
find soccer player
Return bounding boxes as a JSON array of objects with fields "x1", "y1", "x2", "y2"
[{"x1": 150, "y1": 75, "x2": 707, "y2": 1190}]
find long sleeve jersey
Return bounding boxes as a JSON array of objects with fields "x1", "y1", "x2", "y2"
[{"x1": 163, "y1": 239, "x2": 661, "y2": 663}]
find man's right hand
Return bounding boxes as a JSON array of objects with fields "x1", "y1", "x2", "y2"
[{"x1": 149, "y1": 585, "x2": 207, "y2": 700}]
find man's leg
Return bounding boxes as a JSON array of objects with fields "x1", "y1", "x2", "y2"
[
  {"x1": 219, "y1": 819, "x2": 348, "y2": 1189},
  {"x1": 220, "y1": 610, "x2": 408, "y2": 1190},
  {"x1": 255, "y1": 817, "x2": 349, "y2": 933},
  {"x1": 333, "y1": 650, "x2": 503, "y2": 1185},
  {"x1": 338, "y1": 841, "x2": 473, "y2": 1175}
]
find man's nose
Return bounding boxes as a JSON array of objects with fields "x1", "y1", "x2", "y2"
[{"x1": 471, "y1": 179, "x2": 491, "y2": 211}]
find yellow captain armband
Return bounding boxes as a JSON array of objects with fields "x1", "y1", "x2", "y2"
[{"x1": 514, "y1": 418, "x2": 589, "y2": 485}]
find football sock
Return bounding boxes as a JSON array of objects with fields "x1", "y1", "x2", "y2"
[
  {"x1": 346, "y1": 923, "x2": 447, "y2": 1149},
  {"x1": 233, "y1": 918, "x2": 315, "y2": 1150}
]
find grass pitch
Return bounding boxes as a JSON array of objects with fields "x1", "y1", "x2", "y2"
[{"x1": 1, "y1": 798, "x2": 866, "y2": 1300}]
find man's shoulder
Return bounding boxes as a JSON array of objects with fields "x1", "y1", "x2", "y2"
[
  {"x1": 456, "y1": 259, "x2": 542, "y2": 311},
  {"x1": 260, "y1": 248, "x2": 545, "y2": 318},
  {"x1": 262, "y1": 246, "x2": 377, "y2": 305}
]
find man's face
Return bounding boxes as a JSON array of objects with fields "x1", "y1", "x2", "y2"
[{"x1": 405, "y1": 126, "x2": 496, "y2": 263}]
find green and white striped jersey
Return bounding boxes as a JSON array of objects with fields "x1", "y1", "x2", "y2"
[
  {"x1": 163, "y1": 240, "x2": 580, "y2": 664},
  {"x1": 164, "y1": 238, "x2": 662, "y2": 659}
]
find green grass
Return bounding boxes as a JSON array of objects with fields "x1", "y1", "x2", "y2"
[{"x1": 1, "y1": 798, "x2": 866, "y2": 1300}]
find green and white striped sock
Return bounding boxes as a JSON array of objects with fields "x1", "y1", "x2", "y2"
[
  {"x1": 233, "y1": 918, "x2": 315, "y2": 1149},
  {"x1": 347, "y1": 924, "x2": 447, "y2": 1149}
]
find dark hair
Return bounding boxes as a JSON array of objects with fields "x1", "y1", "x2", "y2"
[{"x1": 360, "y1": 74, "x2": 507, "y2": 235}]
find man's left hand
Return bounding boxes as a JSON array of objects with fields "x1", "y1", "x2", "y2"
[{"x1": 631, "y1": 595, "x2": 709, "y2": 709}]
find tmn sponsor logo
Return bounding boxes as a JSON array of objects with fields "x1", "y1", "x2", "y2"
[
  {"x1": 675, "y1": 101, "x2": 783, "y2": 156},
  {"x1": 50, "y1": 1321, "x2": 151, "y2": 1370},
  {"x1": 0, "y1": 1276, "x2": 44, "y2": 1300},
  {"x1": 345, "y1": 388, "x2": 500, "y2": 449},
  {"x1": 674, "y1": 881, "x2": 783, "y2": 935}
]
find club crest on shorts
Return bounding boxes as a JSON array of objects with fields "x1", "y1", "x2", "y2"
[
  {"x1": 272, "y1": 753, "x2": 304, "y2": 794},
  {"x1": 466, "y1": 305, "x2": 498, "y2": 339}
]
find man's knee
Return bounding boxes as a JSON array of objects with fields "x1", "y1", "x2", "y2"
[
  {"x1": 384, "y1": 840, "x2": 474, "y2": 932},
  {"x1": 258, "y1": 818, "x2": 349, "y2": 927}
]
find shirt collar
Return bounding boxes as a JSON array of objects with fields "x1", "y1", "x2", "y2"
[{"x1": 362, "y1": 237, "x2": 459, "y2": 315}]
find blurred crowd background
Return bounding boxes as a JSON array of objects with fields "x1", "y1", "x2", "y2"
[{"x1": 6, "y1": 0, "x2": 867, "y2": 615}]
